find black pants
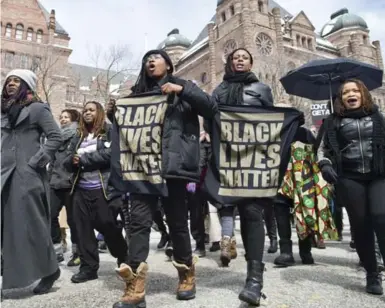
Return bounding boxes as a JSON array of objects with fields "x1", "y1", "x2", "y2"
[
  {"x1": 153, "y1": 198, "x2": 168, "y2": 234},
  {"x1": 128, "y1": 180, "x2": 192, "y2": 270},
  {"x1": 73, "y1": 188, "x2": 128, "y2": 273},
  {"x1": 336, "y1": 177, "x2": 385, "y2": 273},
  {"x1": 238, "y1": 200, "x2": 269, "y2": 261},
  {"x1": 50, "y1": 188, "x2": 77, "y2": 245},
  {"x1": 187, "y1": 190, "x2": 206, "y2": 249},
  {"x1": 264, "y1": 205, "x2": 277, "y2": 240},
  {"x1": 274, "y1": 196, "x2": 292, "y2": 251}
]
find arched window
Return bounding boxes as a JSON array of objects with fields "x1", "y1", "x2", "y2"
[
  {"x1": 27, "y1": 28, "x2": 33, "y2": 41},
  {"x1": 230, "y1": 5, "x2": 235, "y2": 16},
  {"x1": 15, "y1": 24, "x2": 24, "y2": 40},
  {"x1": 201, "y1": 72, "x2": 208, "y2": 84},
  {"x1": 221, "y1": 12, "x2": 226, "y2": 23},
  {"x1": 258, "y1": 1, "x2": 264, "y2": 13},
  {"x1": 5, "y1": 23, "x2": 12, "y2": 38},
  {"x1": 36, "y1": 29, "x2": 43, "y2": 43}
]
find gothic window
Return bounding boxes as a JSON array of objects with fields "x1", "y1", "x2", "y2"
[
  {"x1": 258, "y1": 1, "x2": 264, "y2": 13},
  {"x1": 27, "y1": 28, "x2": 33, "y2": 41},
  {"x1": 221, "y1": 12, "x2": 226, "y2": 23},
  {"x1": 20, "y1": 54, "x2": 30, "y2": 69},
  {"x1": 5, "y1": 23, "x2": 12, "y2": 38},
  {"x1": 201, "y1": 72, "x2": 208, "y2": 84},
  {"x1": 230, "y1": 5, "x2": 235, "y2": 16},
  {"x1": 4, "y1": 51, "x2": 14, "y2": 68},
  {"x1": 15, "y1": 24, "x2": 24, "y2": 40},
  {"x1": 255, "y1": 33, "x2": 273, "y2": 56},
  {"x1": 36, "y1": 29, "x2": 43, "y2": 43},
  {"x1": 223, "y1": 39, "x2": 237, "y2": 62}
]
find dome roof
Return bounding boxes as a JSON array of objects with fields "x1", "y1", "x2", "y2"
[
  {"x1": 157, "y1": 29, "x2": 191, "y2": 50},
  {"x1": 321, "y1": 8, "x2": 368, "y2": 37}
]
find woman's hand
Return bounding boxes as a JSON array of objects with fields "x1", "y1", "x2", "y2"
[
  {"x1": 161, "y1": 83, "x2": 183, "y2": 95},
  {"x1": 73, "y1": 155, "x2": 80, "y2": 165}
]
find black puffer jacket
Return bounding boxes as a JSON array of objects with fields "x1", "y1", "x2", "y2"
[
  {"x1": 49, "y1": 122, "x2": 78, "y2": 190},
  {"x1": 63, "y1": 124, "x2": 114, "y2": 199},
  {"x1": 161, "y1": 81, "x2": 217, "y2": 182}
]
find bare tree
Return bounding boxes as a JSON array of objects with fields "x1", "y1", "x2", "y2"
[
  {"x1": 30, "y1": 45, "x2": 66, "y2": 105},
  {"x1": 88, "y1": 44, "x2": 139, "y2": 104}
]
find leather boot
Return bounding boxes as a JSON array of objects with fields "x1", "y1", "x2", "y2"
[
  {"x1": 157, "y1": 232, "x2": 169, "y2": 249},
  {"x1": 230, "y1": 237, "x2": 238, "y2": 260},
  {"x1": 375, "y1": 240, "x2": 384, "y2": 272},
  {"x1": 33, "y1": 268, "x2": 61, "y2": 294},
  {"x1": 274, "y1": 239, "x2": 295, "y2": 267},
  {"x1": 113, "y1": 263, "x2": 148, "y2": 308},
  {"x1": 299, "y1": 237, "x2": 314, "y2": 265},
  {"x1": 238, "y1": 261, "x2": 266, "y2": 306},
  {"x1": 366, "y1": 272, "x2": 383, "y2": 295},
  {"x1": 267, "y1": 238, "x2": 278, "y2": 254},
  {"x1": 172, "y1": 256, "x2": 198, "y2": 300},
  {"x1": 220, "y1": 236, "x2": 232, "y2": 267}
]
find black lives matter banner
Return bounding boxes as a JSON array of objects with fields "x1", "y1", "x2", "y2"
[
  {"x1": 203, "y1": 104, "x2": 302, "y2": 205},
  {"x1": 109, "y1": 93, "x2": 168, "y2": 196}
]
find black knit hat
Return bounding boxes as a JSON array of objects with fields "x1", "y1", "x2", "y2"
[{"x1": 142, "y1": 49, "x2": 174, "y2": 74}]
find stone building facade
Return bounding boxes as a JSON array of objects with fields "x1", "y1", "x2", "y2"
[
  {"x1": 157, "y1": 1, "x2": 385, "y2": 124},
  {"x1": 1, "y1": 0, "x2": 72, "y2": 119},
  {"x1": 1, "y1": 0, "x2": 134, "y2": 119}
]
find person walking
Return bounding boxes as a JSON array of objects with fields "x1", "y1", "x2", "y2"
[
  {"x1": 317, "y1": 79, "x2": 385, "y2": 295},
  {"x1": 112, "y1": 49, "x2": 217, "y2": 308},
  {"x1": 1, "y1": 69, "x2": 61, "y2": 293},
  {"x1": 208, "y1": 48, "x2": 274, "y2": 306},
  {"x1": 49, "y1": 109, "x2": 81, "y2": 266},
  {"x1": 63, "y1": 101, "x2": 129, "y2": 283}
]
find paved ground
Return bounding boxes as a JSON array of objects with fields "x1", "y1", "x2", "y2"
[{"x1": 2, "y1": 214, "x2": 385, "y2": 308}]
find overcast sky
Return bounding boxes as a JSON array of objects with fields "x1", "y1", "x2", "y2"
[{"x1": 40, "y1": 0, "x2": 385, "y2": 67}]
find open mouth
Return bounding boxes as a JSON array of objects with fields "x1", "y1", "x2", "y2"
[
  {"x1": 347, "y1": 98, "x2": 358, "y2": 104},
  {"x1": 148, "y1": 63, "x2": 156, "y2": 72},
  {"x1": 236, "y1": 64, "x2": 244, "y2": 69}
]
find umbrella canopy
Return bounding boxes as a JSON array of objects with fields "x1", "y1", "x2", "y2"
[{"x1": 280, "y1": 58, "x2": 383, "y2": 101}]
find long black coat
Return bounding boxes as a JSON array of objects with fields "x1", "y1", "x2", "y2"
[{"x1": 1, "y1": 102, "x2": 62, "y2": 289}]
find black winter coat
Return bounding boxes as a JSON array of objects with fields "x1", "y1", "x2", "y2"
[{"x1": 63, "y1": 124, "x2": 114, "y2": 200}]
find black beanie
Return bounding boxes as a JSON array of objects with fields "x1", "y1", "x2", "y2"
[{"x1": 142, "y1": 49, "x2": 174, "y2": 74}]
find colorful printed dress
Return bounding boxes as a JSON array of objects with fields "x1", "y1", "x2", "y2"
[{"x1": 279, "y1": 141, "x2": 338, "y2": 241}]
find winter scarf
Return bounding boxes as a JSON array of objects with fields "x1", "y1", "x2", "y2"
[
  {"x1": 322, "y1": 105, "x2": 385, "y2": 176},
  {"x1": 61, "y1": 122, "x2": 78, "y2": 142},
  {"x1": 222, "y1": 71, "x2": 259, "y2": 105}
]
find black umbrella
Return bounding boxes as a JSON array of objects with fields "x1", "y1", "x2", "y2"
[{"x1": 280, "y1": 58, "x2": 383, "y2": 111}]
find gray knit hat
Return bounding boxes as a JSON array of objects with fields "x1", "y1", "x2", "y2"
[{"x1": 5, "y1": 69, "x2": 37, "y2": 92}]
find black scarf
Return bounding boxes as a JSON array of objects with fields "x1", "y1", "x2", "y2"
[
  {"x1": 222, "y1": 72, "x2": 259, "y2": 105},
  {"x1": 323, "y1": 105, "x2": 385, "y2": 176},
  {"x1": 1, "y1": 99, "x2": 26, "y2": 128}
]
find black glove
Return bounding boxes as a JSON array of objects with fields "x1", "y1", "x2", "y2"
[{"x1": 321, "y1": 163, "x2": 338, "y2": 184}]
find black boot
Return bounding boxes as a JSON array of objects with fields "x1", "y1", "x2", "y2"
[
  {"x1": 209, "y1": 241, "x2": 220, "y2": 252},
  {"x1": 157, "y1": 232, "x2": 169, "y2": 249},
  {"x1": 71, "y1": 271, "x2": 98, "y2": 283},
  {"x1": 165, "y1": 240, "x2": 173, "y2": 260},
  {"x1": 267, "y1": 238, "x2": 278, "y2": 254},
  {"x1": 375, "y1": 241, "x2": 384, "y2": 272},
  {"x1": 238, "y1": 261, "x2": 266, "y2": 306},
  {"x1": 33, "y1": 268, "x2": 61, "y2": 294},
  {"x1": 299, "y1": 237, "x2": 314, "y2": 265},
  {"x1": 194, "y1": 241, "x2": 206, "y2": 258},
  {"x1": 274, "y1": 240, "x2": 295, "y2": 267},
  {"x1": 366, "y1": 272, "x2": 383, "y2": 295}
]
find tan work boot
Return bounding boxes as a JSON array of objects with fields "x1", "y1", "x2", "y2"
[
  {"x1": 113, "y1": 263, "x2": 148, "y2": 308},
  {"x1": 230, "y1": 237, "x2": 238, "y2": 260},
  {"x1": 220, "y1": 236, "x2": 232, "y2": 267},
  {"x1": 172, "y1": 256, "x2": 198, "y2": 300}
]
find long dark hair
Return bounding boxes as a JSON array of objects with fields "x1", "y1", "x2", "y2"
[
  {"x1": 78, "y1": 101, "x2": 106, "y2": 137},
  {"x1": 334, "y1": 79, "x2": 374, "y2": 115},
  {"x1": 131, "y1": 64, "x2": 159, "y2": 94},
  {"x1": 224, "y1": 48, "x2": 254, "y2": 75}
]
